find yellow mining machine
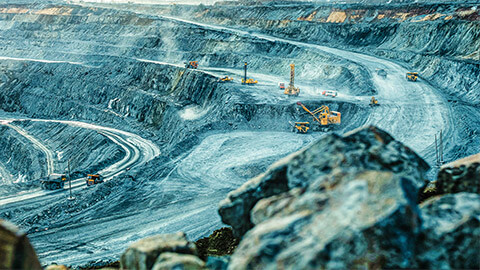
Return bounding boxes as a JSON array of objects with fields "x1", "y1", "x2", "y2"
[
  {"x1": 370, "y1": 96, "x2": 379, "y2": 106},
  {"x1": 241, "y1": 62, "x2": 258, "y2": 85},
  {"x1": 284, "y1": 64, "x2": 300, "y2": 96},
  {"x1": 406, "y1": 72, "x2": 418, "y2": 82},
  {"x1": 86, "y1": 174, "x2": 104, "y2": 186},
  {"x1": 40, "y1": 173, "x2": 67, "y2": 190},
  {"x1": 296, "y1": 102, "x2": 341, "y2": 131},
  {"x1": 291, "y1": 121, "x2": 310, "y2": 133},
  {"x1": 219, "y1": 76, "x2": 234, "y2": 82}
]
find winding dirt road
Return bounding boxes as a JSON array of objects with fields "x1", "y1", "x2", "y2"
[{"x1": 0, "y1": 118, "x2": 160, "y2": 207}]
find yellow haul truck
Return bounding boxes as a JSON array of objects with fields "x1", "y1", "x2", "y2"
[
  {"x1": 86, "y1": 174, "x2": 104, "y2": 186},
  {"x1": 406, "y1": 72, "x2": 418, "y2": 82},
  {"x1": 40, "y1": 173, "x2": 67, "y2": 190}
]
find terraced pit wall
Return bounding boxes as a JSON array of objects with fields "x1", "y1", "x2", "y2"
[
  {"x1": 0, "y1": 4, "x2": 367, "y2": 157},
  {"x1": 174, "y1": 2, "x2": 480, "y2": 105}
]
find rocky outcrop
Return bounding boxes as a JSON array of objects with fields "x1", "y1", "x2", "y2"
[
  {"x1": 188, "y1": 3, "x2": 480, "y2": 106},
  {"x1": 194, "y1": 227, "x2": 239, "y2": 261},
  {"x1": 229, "y1": 170, "x2": 423, "y2": 269},
  {"x1": 45, "y1": 265, "x2": 68, "y2": 270},
  {"x1": 120, "y1": 232, "x2": 198, "y2": 270},
  {"x1": 417, "y1": 193, "x2": 480, "y2": 269},
  {"x1": 218, "y1": 126, "x2": 479, "y2": 269},
  {"x1": 0, "y1": 126, "x2": 46, "y2": 183},
  {"x1": 0, "y1": 219, "x2": 42, "y2": 270},
  {"x1": 152, "y1": 253, "x2": 205, "y2": 270},
  {"x1": 219, "y1": 126, "x2": 429, "y2": 237},
  {"x1": 437, "y1": 153, "x2": 480, "y2": 195}
]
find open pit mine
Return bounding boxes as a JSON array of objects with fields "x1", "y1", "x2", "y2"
[{"x1": 0, "y1": 0, "x2": 478, "y2": 269}]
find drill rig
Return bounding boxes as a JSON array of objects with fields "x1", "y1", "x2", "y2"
[{"x1": 284, "y1": 64, "x2": 300, "y2": 96}]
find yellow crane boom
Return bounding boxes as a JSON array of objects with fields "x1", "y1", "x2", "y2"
[
  {"x1": 284, "y1": 64, "x2": 300, "y2": 96},
  {"x1": 296, "y1": 102, "x2": 341, "y2": 126}
]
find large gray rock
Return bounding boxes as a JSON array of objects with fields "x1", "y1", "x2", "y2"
[
  {"x1": 152, "y1": 252, "x2": 205, "y2": 270},
  {"x1": 219, "y1": 126, "x2": 429, "y2": 237},
  {"x1": 416, "y1": 193, "x2": 480, "y2": 269},
  {"x1": 437, "y1": 153, "x2": 479, "y2": 195},
  {"x1": 0, "y1": 219, "x2": 42, "y2": 270},
  {"x1": 229, "y1": 170, "x2": 422, "y2": 269},
  {"x1": 120, "y1": 232, "x2": 197, "y2": 270}
]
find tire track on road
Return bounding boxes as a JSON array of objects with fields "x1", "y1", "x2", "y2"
[{"x1": 0, "y1": 118, "x2": 160, "y2": 207}]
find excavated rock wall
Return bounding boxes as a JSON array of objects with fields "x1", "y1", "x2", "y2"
[
  {"x1": 0, "y1": 4, "x2": 372, "y2": 93},
  {"x1": 0, "y1": 4, "x2": 371, "y2": 158},
  {"x1": 16, "y1": 121, "x2": 126, "y2": 176},
  {"x1": 0, "y1": 126, "x2": 46, "y2": 183},
  {"x1": 184, "y1": 3, "x2": 480, "y2": 105}
]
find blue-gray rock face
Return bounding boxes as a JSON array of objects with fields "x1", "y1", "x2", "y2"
[
  {"x1": 417, "y1": 193, "x2": 480, "y2": 269},
  {"x1": 229, "y1": 170, "x2": 422, "y2": 269},
  {"x1": 219, "y1": 126, "x2": 429, "y2": 237},
  {"x1": 220, "y1": 126, "x2": 479, "y2": 269}
]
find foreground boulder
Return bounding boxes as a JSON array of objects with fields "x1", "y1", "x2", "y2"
[
  {"x1": 436, "y1": 153, "x2": 479, "y2": 195},
  {"x1": 152, "y1": 252, "x2": 205, "y2": 270},
  {"x1": 417, "y1": 193, "x2": 480, "y2": 269},
  {"x1": 229, "y1": 170, "x2": 422, "y2": 269},
  {"x1": 194, "y1": 227, "x2": 239, "y2": 260},
  {"x1": 0, "y1": 219, "x2": 42, "y2": 270},
  {"x1": 219, "y1": 126, "x2": 429, "y2": 237},
  {"x1": 120, "y1": 232, "x2": 197, "y2": 270}
]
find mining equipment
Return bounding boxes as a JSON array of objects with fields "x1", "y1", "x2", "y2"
[
  {"x1": 185, "y1": 61, "x2": 198, "y2": 69},
  {"x1": 40, "y1": 173, "x2": 67, "y2": 190},
  {"x1": 406, "y1": 72, "x2": 418, "y2": 82},
  {"x1": 219, "y1": 76, "x2": 233, "y2": 82},
  {"x1": 278, "y1": 82, "x2": 285, "y2": 90},
  {"x1": 241, "y1": 62, "x2": 258, "y2": 85},
  {"x1": 296, "y1": 102, "x2": 341, "y2": 131},
  {"x1": 284, "y1": 64, "x2": 300, "y2": 96},
  {"x1": 322, "y1": 90, "x2": 338, "y2": 97},
  {"x1": 370, "y1": 96, "x2": 379, "y2": 106},
  {"x1": 86, "y1": 174, "x2": 104, "y2": 186},
  {"x1": 291, "y1": 121, "x2": 310, "y2": 133}
]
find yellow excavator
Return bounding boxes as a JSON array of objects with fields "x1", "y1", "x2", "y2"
[
  {"x1": 406, "y1": 72, "x2": 418, "y2": 82},
  {"x1": 296, "y1": 102, "x2": 341, "y2": 131},
  {"x1": 284, "y1": 64, "x2": 300, "y2": 96},
  {"x1": 219, "y1": 76, "x2": 233, "y2": 82},
  {"x1": 370, "y1": 96, "x2": 379, "y2": 106},
  {"x1": 241, "y1": 62, "x2": 257, "y2": 85},
  {"x1": 291, "y1": 121, "x2": 310, "y2": 133}
]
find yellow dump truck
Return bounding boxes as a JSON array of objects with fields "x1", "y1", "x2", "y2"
[
  {"x1": 86, "y1": 174, "x2": 104, "y2": 186},
  {"x1": 40, "y1": 173, "x2": 67, "y2": 190},
  {"x1": 406, "y1": 72, "x2": 418, "y2": 82}
]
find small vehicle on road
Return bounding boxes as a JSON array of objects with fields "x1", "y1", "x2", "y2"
[
  {"x1": 406, "y1": 72, "x2": 418, "y2": 82},
  {"x1": 219, "y1": 76, "x2": 233, "y2": 82},
  {"x1": 40, "y1": 173, "x2": 67, "y2": 190},
  {"x1": 86, "y1": 174, "x2": 104, "y2": 186},
  {"x1": 370, "y1": 96, "x2": 379, "y2": 107},
  {"x1": 185, "y1": 61, "x2": 198, "y2": 69},
  {"x1": 322, "y1": 90, "x2": 338, "y2": 97}
]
